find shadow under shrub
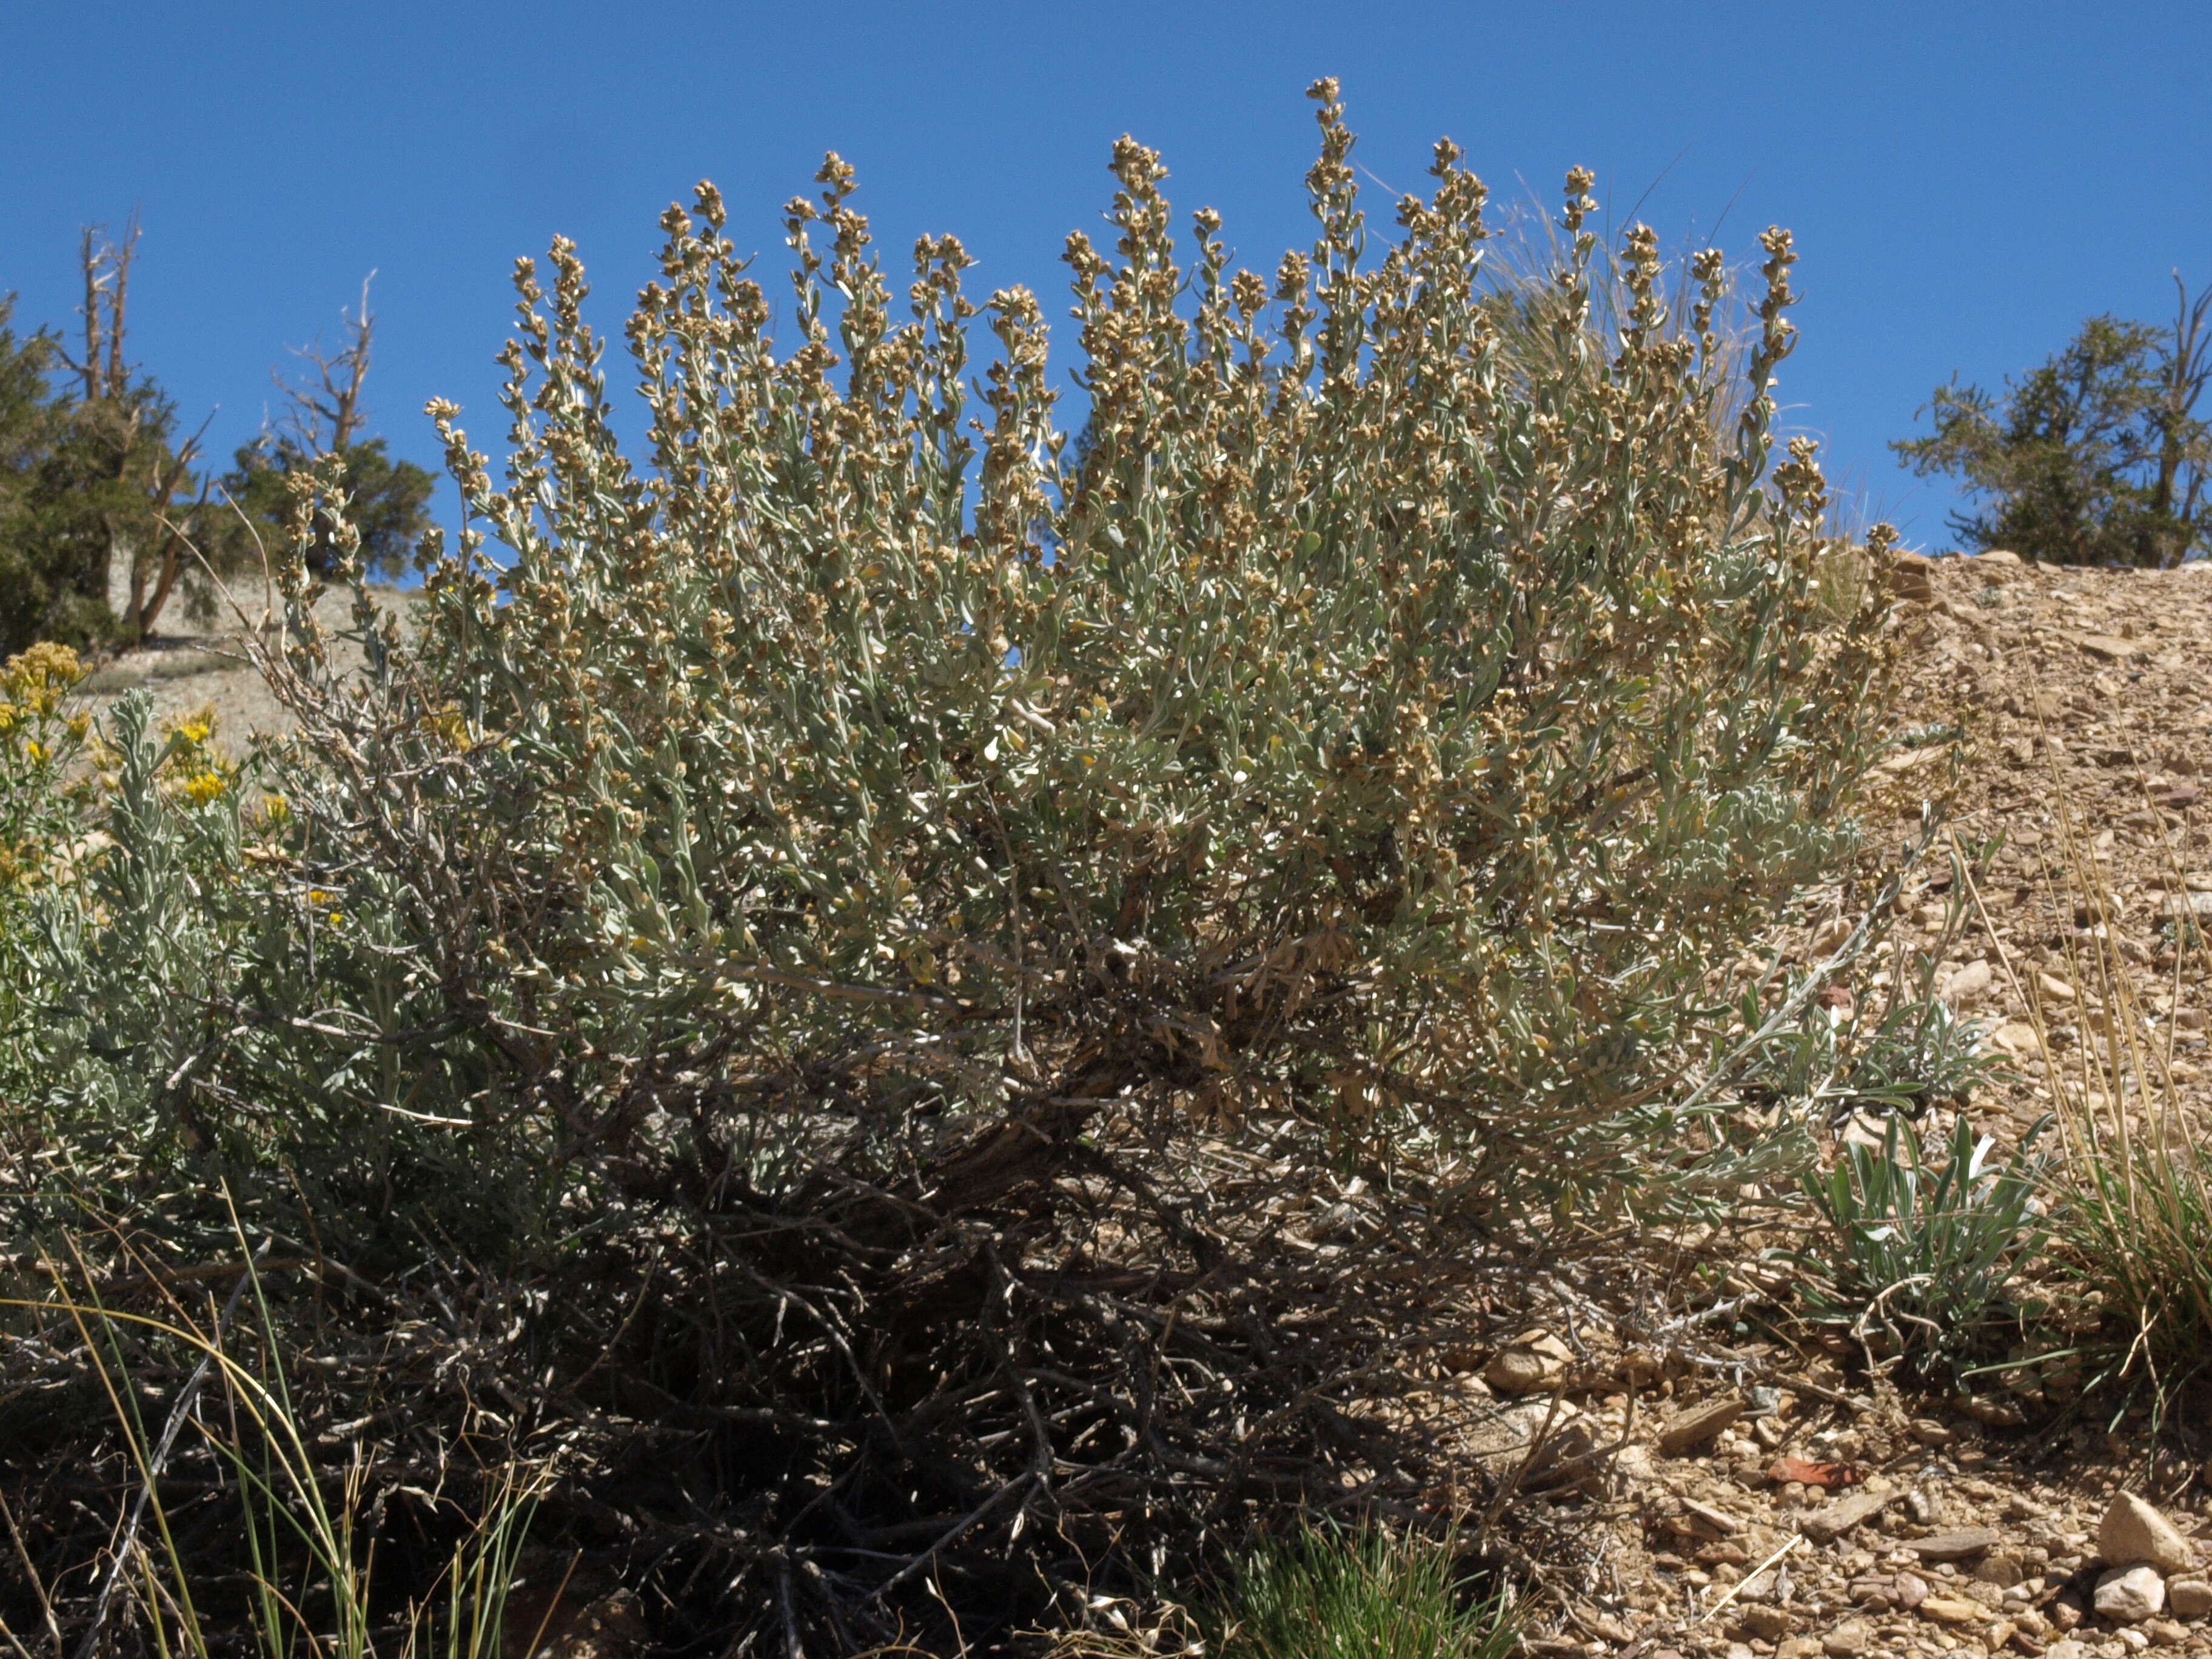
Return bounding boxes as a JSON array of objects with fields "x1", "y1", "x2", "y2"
[{"x1": 5, "y1": 82, "x2": 1894, "y2": 1655}]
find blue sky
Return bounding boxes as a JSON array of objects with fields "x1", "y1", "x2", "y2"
[{"x1": 4, "y1": 0, "x2": 2209, "y2": 554}]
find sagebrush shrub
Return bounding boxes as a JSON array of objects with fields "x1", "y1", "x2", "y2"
[
  {"x1": 112, "y1": 78, "x2": 1885, "y2": 1238},
  {"x1": 1, "y1": 643, "x2": 92, "y2": 1112},
  {"x1": 5, "y1": 691, "x2": 249, "y2": 1149},
  {"x1": 0, "y1": 82, "x2": 1907, "y2": 1655},
  {"x1": 22, "y1": 81, "x2": 1889, "y2": 1224}
]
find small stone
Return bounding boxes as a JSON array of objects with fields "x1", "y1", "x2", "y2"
[
  {"x1": 1912, "y1": 1419, "x2": 1957, "y2": 1447},
  {"x1": 1976, "y1": 1556, "x2": 2027, "y2": 1589},
  {"x1": 2037, "y1": 972, "x2": 2077, "y2": 1003},
  {"x1": 2117, "y1": 1626, "x2": 2151, "y2": 1651},
  {"x1": 2094, "y1": 1565, "x2": 2167, "y2": 1624},
  {"x1": 2078, "y1": 634, "x2": 2142, "y2": 662},
  {"x1": 1825, "y1": 1621, "x2": 1873, "y2": 1658},
  {"x1": 1662, "y1": 1394, "x2": 1748, "y2": 1453},
  {"x1": 1896, "y1": 1574, "x2": 1931, "y2": 1610},
  {"x1": 2141, "y1": 1620, "x2": 2187, "y2": 1647},
  {"x1": 1915, "y1": 1530, "x2": 2005, "y2": 1563},
  {"x1": 1776, "y1": 1639, "x2": 1824, "y2": 1659},
  {"x1": 2043, "y1": 1643, "x2": 2089, "y2": 1659},
  {"x1": 1805, "y1": 1490, "x2": 1894, "y2": 1544},
  {"x1": 1920, "y1": 1595, "x2": 1990, "y2": 1625},
  {"x1": 1742, "y1": 1605, "x2": 1795, "y2": 1640},
  {"x1": 2099, "y1": 1493, "x2": 2199, "y2": 1577},
  {"x1": 2166, "y1": 1578, "x2": 2212, "y2": 1618},
  {"x1": 1943, "y1": 960, "x2": 1994, "y2": 1005}
]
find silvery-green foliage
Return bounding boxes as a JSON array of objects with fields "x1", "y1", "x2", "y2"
[
  {"x1": 1789, "y1": 1112, "x2": 2051, "y2": 1375},
  {"x1": 12, "y1": 692, "x2": 245, "y2": 1137},
  {"x1": 1726, "y1": 947, "x2": 1997, "y2": 1128},
  {"x1": 55, "y1": 84, "x2": 1891, "y2": 1225}
]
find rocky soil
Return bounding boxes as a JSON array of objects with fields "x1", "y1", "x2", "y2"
[
  {"x1": 1466, "y1": 1337, "x2": 2212, "y2": 1659},
  {"x1": 1876, "y1": 551, "x2": 2212, "y2": 1142},
  {"x1": 1473, "y1": 553, "x2": 2212, "y2": 1659}
]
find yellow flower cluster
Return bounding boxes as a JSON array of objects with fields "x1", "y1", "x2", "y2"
[
  {"x1": 159, "y1": 706, "x2": 237, "y2": 810},
  {"x1": 182, "y1": 771, "x2": 229, "y2": 806},
  {"x1": 2, "y1": 645, "x2": 91, "y2": 892},
  {"x1": 0, "y1": 642, "x2": 87, "y2": 740}
]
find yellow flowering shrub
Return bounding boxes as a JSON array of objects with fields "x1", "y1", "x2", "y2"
[{"x1": 0, "y1": 642, "x2": 90, "y2": 893}]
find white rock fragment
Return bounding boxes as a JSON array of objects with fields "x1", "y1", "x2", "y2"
[
  {"x1": 2095, "y1": 1564, "x2": 2167, "y2": 1624},
  {"x1": 1941, "y1": 959, "x2": 1993, "y2": 1004}
]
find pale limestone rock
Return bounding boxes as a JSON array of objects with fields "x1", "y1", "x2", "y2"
[
  {"x1": 1942, "y1": 959, "x2": 1994, "y2": 1004},
  {"x1": 2094, "y1": 1564, "x2": 2167, "y2": 1624},
  {"x1": 2099, "y1": 1492, "x2": 2197, "y2": 1577},
  {"x1": 2165, "y1": 1578, "x2": 2212, "y2": 1618}
]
